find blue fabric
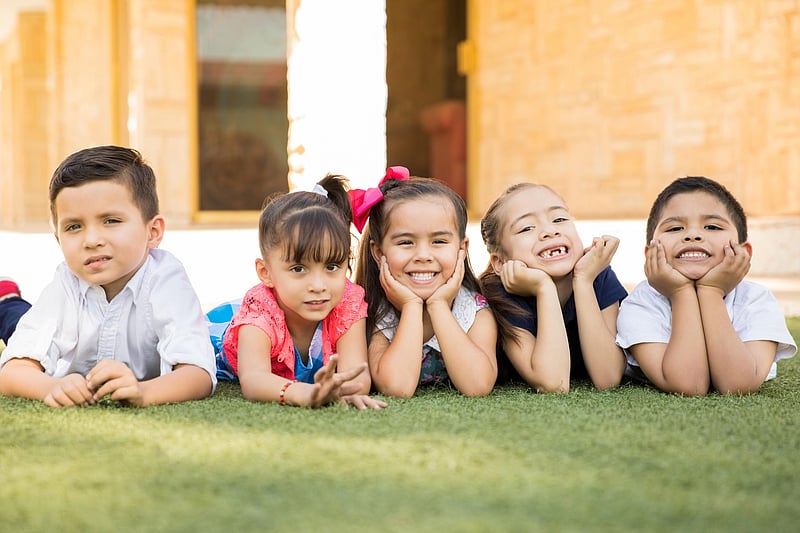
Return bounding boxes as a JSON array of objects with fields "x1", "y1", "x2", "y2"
[
  {"x1": 293, "y1": 322, "x2": 324, "y2": 384},
  {"x1": 500, "y1": 266, "x2": 628, "y2": 380},
  {"x1": 0, "y1": 297, "x2": 32, "y2": 344},
  {"x1": 205, "y1": 299, "x2": 242, "y2": 382}
]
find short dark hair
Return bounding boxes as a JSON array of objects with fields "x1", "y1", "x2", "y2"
[
  {"x1": 49, "y1": 145, "x2": 159, "y2": 223},
  {"x1": 258, "y1": 174, "x2": 353, "y2": 268},
  {"x1": 646, "y1": 176, "x2": 747, "y2": 243}
]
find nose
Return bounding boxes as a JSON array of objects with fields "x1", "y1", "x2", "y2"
[
  {"x1": 83, "y1": 224, "x2": 105, "y2": 248},
  {"x1": 682, "y1": 227, "x2": 703, "y2": 241},
  {"x1": 414, "y1": 243, "x2": 433, "y2": 262},
  {"x1": 539, "y1": 224, "x2": 561, "y2": 240},
  {"x1": 308, "y1": 271, "x2": 326, "y2": 292}
]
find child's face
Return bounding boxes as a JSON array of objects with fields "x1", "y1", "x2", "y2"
[
  {"x1": 372, "y1": 196, "x2": 465, "y2": 301},
  {"x1": 491, "y1": 186, "x2": 583, "y2": 280},
  {"x1": 54, "y1": 180, "x2": 163, "y2": 301},
  {"x1": 257, "y1": 250, "x2": 348, "y2": 326},
  {"x1": 651, "y1": 191, "x2": 746, "y2": 280}
]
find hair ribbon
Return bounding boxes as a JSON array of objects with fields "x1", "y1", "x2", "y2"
[{"x1": 349, "y1": 166, "x2": 409, "y2": 233}]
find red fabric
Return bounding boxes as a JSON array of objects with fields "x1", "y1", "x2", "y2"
[
  {"x1": 0, "y1": 279, "x2": 20, "y2": 299},
  {"x1": 348, "y1": 166, "x2": 410, "y2": 233}
]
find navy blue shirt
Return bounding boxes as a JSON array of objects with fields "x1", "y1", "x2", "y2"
[
  {"x1": 0, "y1": 296, "x2": 32, "y2": 344},
  {"x1": 499, "y1": 266, "x2": 627, "y2": 381}
]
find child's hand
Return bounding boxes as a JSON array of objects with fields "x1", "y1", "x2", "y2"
[
  {"x1": 297, "y1": 355, "x2": 367, "y2": 408},
  {"x1": 645, "y1": 239, "x2": 693, "y2": 298},
  {"x1": 43, "y1": 373, "x2": 95, "y2": 407},
  {"x1": 696, "y1": 240, "x2": 750, "y2": 297},
  {"x1": 379, "y1": 256, "x2": 423, "y2": 309},
  {"x1": 87, "y1": 359, "x2": 145, "y2": 407},
  {"x1": 574, "y1": 235, "x2": 619, "y2": 283},
  {"x1": 339, "y1": 394, "x2": 388, "y2": 410},
  {"x1": 427, "y1": 249, "x2": 465, "y2": 307},
  {"x1": 499, "y1": 259, "x2": 554, "y2": 297}
]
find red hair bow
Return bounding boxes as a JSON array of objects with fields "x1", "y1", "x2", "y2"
[{"x1": 349, "y1": 166, "x2": 410, "y2": 233}]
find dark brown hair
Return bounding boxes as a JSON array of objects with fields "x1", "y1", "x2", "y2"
[{"x1": 49, "y1": 145, "x2": 159, "y2": 223}]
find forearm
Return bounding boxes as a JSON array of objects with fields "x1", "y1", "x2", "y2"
[
  {"x1": 573, "y1": 282, "x2": 624, "y2": 389},
  {"x1": 371, "y1": 303, "x2": 424, "y2": 398},
  {"x1": 138, "y1": 364, "x2": 213, "y2": 406},
  {"x1": 697, "y1": 287, "x2": 768, "y2": 393},
  {"x1": 0, "y1": 358, "x2": 54, "y2": 400},
  {"x1": 527, "y1": 289, "x2": 570, "y2": 393},
  {"x1": 660, "y1": 288, "x2": 709, "y2": 395},
  {"x1": 427, "y1": 302, "x2": 496, "y2": 397}
]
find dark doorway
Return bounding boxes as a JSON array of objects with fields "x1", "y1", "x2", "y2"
[
  {"x1": 196, "y1": 0, "x2": 289, "y2": 211},
  {"x1": 386, "y1": 0, "x2": 466, "y2": 198}
]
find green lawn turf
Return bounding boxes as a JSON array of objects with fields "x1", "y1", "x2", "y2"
[{"x1": 1, "y1": 317, "x2": 798, "y2": 532}]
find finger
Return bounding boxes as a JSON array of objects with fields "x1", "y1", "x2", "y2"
[
  {"x1": 364, "y1": 396, "x2": 388, "y2": 410},
  {"x1": 47, "y1": 387, "x2": 79, "y2": 407},
  {"x1": 43, "y1": 392, "x2": 61, "y2": 408},
  {"x1": 347, "y1": 395, "x2": 367, "y2": 410},
  {"x1": 334, "y1": 362, "x2": 367, "y2": 383},
  {"x1": 314, "y1": 355, "x2": 339, "y2": 384}
]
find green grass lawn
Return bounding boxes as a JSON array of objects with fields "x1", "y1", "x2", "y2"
[{"x1": 2, "y1": 317, "x2": 799, "y2": 533}]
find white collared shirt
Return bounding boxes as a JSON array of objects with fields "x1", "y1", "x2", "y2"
[{"x1": 1, "y1": 249, "x2": 217, "y2": 389}]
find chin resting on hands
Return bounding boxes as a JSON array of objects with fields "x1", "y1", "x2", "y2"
[{"x1": 499, "y1": 260, "x2": 554, "y2": 297}]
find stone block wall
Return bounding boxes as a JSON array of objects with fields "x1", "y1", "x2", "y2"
[{"x1": 468, "y1": 0, "x2": 800, "y2": 222}]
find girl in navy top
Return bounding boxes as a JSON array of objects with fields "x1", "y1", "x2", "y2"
[{"x1": 479, "y1": 183, "x2": 627, "y2": 392}]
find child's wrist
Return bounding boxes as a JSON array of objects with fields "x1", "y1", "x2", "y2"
[{"x1": 279, "y1": 379, "x2": 298, "y2": 406}]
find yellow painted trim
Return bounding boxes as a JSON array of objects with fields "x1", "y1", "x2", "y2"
[{"x1": 187, "y1": 0, "x2": 200, "y2": 221}]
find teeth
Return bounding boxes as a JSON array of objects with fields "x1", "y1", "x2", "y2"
[
  {"x1": 540, "y1": 246, "x2": 567, "y2": 258},
  {"x1": 410, "y1": 272, "x2": 435, "y2": 281},
  {"x1": 679, "y1": 251, "x2": 709, "y2": 259}
]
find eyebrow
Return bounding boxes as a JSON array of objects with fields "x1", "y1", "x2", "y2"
[
  {"x1": 389, "y1": 229, "x2": 455, "y2": 239},
  {"x1": 509, "y1": 205, "x2": 568, "y2": 228},
  {"x1": 659, "y1": 214, "x2": 730, "y2": 225}
]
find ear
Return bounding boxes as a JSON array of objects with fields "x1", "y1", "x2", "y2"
[
  {"x1": 461, "y1": 236, "x2": 470, "y2": 253},
  {"x1": 255, "y1": 258, "x2": 273, "y2": 287},
  {"x1": 369, "y1": 239, "x2": 383, "y2": 264},
  {"x1": 489, "y1": 252, "x2": 505, "y2": 275},
  {"x1": 146, "y1": 215, "x2": 166, "y2": 248},
  {"x1": 742, "y1": 241, "x2": 753, "y2": 258}
]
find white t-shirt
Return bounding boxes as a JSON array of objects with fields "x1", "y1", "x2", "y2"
[
  {"x1": 1, "y1": 249, "x2": 217, "y2": 389},
  {"x1": 616, "y1": 280, "x2": 797, "y2": 381}
]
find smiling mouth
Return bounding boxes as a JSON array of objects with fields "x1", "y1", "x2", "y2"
[
  {"x1": 678, "y1": 251, "x2": 710, "y2": 259},
  {"x1": 539, "y1": 246, "x2": 568, "y2": 259},
  {"x1": 409, "y1": 272, "x2": 436, "y2": 282}
]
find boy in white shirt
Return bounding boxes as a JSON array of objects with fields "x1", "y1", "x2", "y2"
[
  {"x1": 616, "y1": 176, "x2": 796, "y2": 395},
  {"x1": 0, "y1": 145, "x2": 216, "y2": 407}
]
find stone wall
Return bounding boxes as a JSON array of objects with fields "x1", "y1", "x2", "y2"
[{"x1": 468, "y1": 0, "x2": 800, "y2": 221}]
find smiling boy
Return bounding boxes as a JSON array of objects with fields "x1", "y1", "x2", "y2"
[
  {"x1": 0, "y1": 146, "x2": 216, "y2": 407},
  {"x1": 616, "y1": 176, "x2": 796, "y2": 395}
]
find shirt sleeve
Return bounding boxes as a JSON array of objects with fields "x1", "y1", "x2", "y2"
[
  {"x1": 146, "y1": 253, "x2": 218, "y2": 389},
  {"x1": 595, "y1": 267, "x2": 628, "y2": 310},
  {"x1": 0, "y1": 265, "x2": 77, "y2": 375},
  {"x1": 615, "y1": 281, "x2": 673, "y2": 350},
  {"x1": 731, "y1": 283, "x2": 797, "y2": 363}
]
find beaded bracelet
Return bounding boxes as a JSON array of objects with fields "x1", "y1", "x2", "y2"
[{"x1": 279, "y1": 380, "x2": 297, "y2": 406}]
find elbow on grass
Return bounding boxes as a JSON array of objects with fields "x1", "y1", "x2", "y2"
[{"x1": 376, "y1": 382, "x2": 417, "y2": 399}]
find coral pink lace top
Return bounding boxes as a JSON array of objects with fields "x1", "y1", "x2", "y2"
[{"x1": 221, "y1": 279, "x2": 368, "y2": 380}]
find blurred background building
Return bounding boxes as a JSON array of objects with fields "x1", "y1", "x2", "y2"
[{"x1": 0, "y1": 0, "x2": 798, "y2": 278}]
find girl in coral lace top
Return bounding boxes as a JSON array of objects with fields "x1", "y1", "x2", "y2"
[{"x1": 219, "y1": 175, "x2": 386, "y2": 409}]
